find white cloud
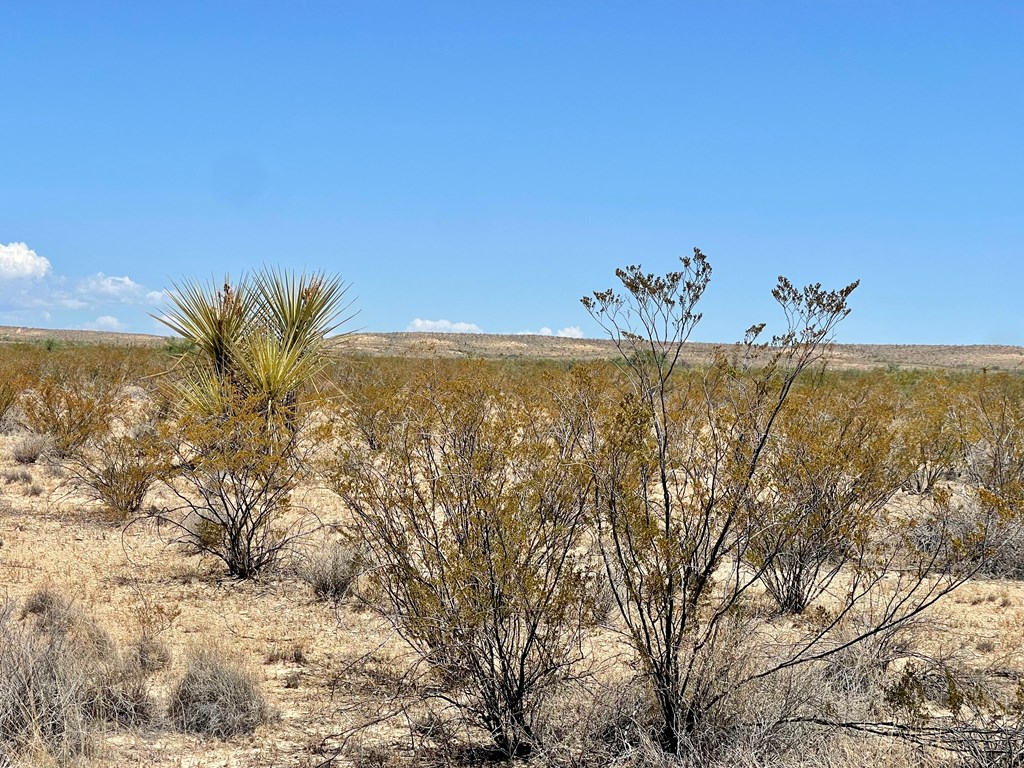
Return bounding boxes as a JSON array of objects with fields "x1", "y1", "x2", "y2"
[
  {"x1": 406, "y1": 318, "x2": 483, "y2": 334},
  {"x1": 85, "y1": 315, "x2": 125, "y2": 331},
  {"x1": 517, "y1": 325, "x2": 584, "y2": 339},
  {"x1": 77, "y1": 272, "x2": 162, "y2": 304},
  {"x1": 51, "y1": 292, "x2": 89, "y2": 310},
  {"x1": 0, "y1": 242, "x2": 51, "y2": 280}
]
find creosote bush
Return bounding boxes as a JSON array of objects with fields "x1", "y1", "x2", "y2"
[
  {"x1": 65, "y1": 425, "x2": 168, "y2": 521},
  {"x1": 168, "y1": 646, "x2": 271, "y2": 738},
  {"x1": 745, "y1": 376, "x2": 913, "y2": 614},
  {"x1": 19, "y1": 368, "x2": 124, "y2": 460},
  {"x1": 0, "y1": 371, "x2": 28, "y2": 431},
  {"x1": 331, "y1": 364, "x2": 598, "y2": 758},
  {"x1": 166, "y1": 390, "x2": 322, "y2": 577},
  {"x1": 579, "y1": 251, "x2": 1001, "y2": 760}
]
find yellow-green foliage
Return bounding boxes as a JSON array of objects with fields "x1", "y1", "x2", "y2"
[
  {"x1": 331, "y1": 362, "x2": 598, "y2": 758},
  {"x1": 66, "y1": 429, "x2": 168, "y2": 521},
  {"x1": 746, "y1": 375, "x2": 913, "y2": 613},
  {"x1": 19, "y1": 368, "x2": 124, "y2": 459}
]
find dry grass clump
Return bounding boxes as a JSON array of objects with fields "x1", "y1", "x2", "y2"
[
  {"x1": 2, "y1": 468, "x2": 32, "y2": 485},
  {"x1": 12, "y1": 433, "x2": 47, "y2": 465},
  {"x1": 167, "y1": 646, "x2": 271, "y2": 738},
  {"x1": 297, "y1": 540, "x2": 359, "y2": 603},
  {"x1": 0, "y1": 588, "x2": 155, "y2": 766}
]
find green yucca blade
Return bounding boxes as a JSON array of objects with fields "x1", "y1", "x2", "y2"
[
  {"x1": 174, "y1": 366, "x2": 233, "y2": 418},
  {"x1": 236, "y1": 332, "x2": 314, "y2": 406},
  {"x1": 253, "y1": 268, "x2": 355, "y2": 356},
  {"x1": 155, "y1": 276, "x2": 260, "y2": 378}
]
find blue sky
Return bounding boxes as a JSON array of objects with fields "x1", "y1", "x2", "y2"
[{"x1": 1, "y1": 2, "x2": 1021, "y2": 343}]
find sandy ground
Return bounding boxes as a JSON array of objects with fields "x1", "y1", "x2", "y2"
[{"x1": 0, "y1": 430, "x2": 422, "y2": 768}]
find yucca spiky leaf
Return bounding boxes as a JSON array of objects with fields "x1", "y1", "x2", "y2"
[
  {"x1": 253, "y1": 268, "x2": 354, "y2": 357},
  {"x1": 157, "y1": 277, "x2": 259, "y2": 379},
  {"x1": 235, "y1": 331, "x2": 318, "y2": 410}
]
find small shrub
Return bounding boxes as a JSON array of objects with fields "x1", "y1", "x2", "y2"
[
  {"x1": 164, "y1": 394, "x2": 317, "y2": 578},
  {"x1": 131, "y1": 633, "x2": 173, "y2": 673},
  {"x1": 66, "y1": 431, "x2": 166, "y2": 521},
  {"x1": 267, "y1": 643, "x2": 307, "y2": 665},
  {"x1": 297, "y1": 541, "x2": 359, "y2": 603},
  {"x1": 12, "y1": 434, "x2": 47, "y2": 465},
  {"x1": 168, "y1": 646, "x2": 271, "y2": 738},
  {"x1": 19, "y1": 370, "x2": 123, "y2": 460}
]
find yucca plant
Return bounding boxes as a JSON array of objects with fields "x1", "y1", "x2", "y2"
[{"x1": 155, "y1": 268, "x2": 353, "y2": 577}]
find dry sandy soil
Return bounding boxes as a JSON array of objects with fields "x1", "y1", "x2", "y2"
[
  {"x1": 0, "y1": 426, "x2": 422, "y2": 766},
  {"x1": 3, "y1": 325, "x2": 1024, "y2": 371}
]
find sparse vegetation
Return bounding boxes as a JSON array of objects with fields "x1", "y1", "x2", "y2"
[
  {"x1": 65, "y1": 429, "x2": 167, "y2": 521},
  {"x1": 12, "y1": 433, "x2": 47, "y2": 465},
  {"x1": 19, "y1": 367, "x2": 125, "y2": 460},
  {"x1": 330, "y1": 364, "x2": 598, "y2": 758},
  {"x1": 297, "y1": 539, "x2": 359, "y2": 603}
]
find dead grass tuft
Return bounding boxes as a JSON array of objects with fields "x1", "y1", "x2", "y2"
[{"x1": 168, "y1": 645, "x2": 272, "y2": 738}]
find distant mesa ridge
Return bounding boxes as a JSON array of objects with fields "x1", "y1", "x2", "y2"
[{"x1": 0, "y1": 325, "x2": 1021, "y2": 371}]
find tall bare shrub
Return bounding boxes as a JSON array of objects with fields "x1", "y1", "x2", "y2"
[{"x1": 581, "y1": 251, "x2": 989, "y2": 757}]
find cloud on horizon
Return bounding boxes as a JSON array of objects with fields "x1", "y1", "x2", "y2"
[
  {"x1": 0, "y1": 242, "x2": 165, "y2": 332},
  {"x1": 83, "y1": 315, "x2": 125, "y2": 331},
  {"x1": 77, "y1": 272, "x2": 165, "y2": 305},
  {"x1": 406, "y1": 318, "x2": 483, "y2": 334},
  {"x1": 517, "y1": 325, "x2": 584, "y2": 339}
]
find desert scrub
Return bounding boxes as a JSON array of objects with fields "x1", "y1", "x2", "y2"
[
  {"x1": 0, "y1": 589, "x2": 155, "y2": 765},
  {"x1": 0, "y1": 370, "x2": 29, "y2": 430},
  {"x1": 579, "y1": 253, "x2": 1006, "y2": 761},
  {"x1": 65, "y1": 427, "x2": 168, "y2": 521},
  {"x1": 168, "y1": 646, "x2": 271, "y2": 737},
  {"x1": 19, "y1": 367, "x2": 124, "y2": 459},
  {"x1": 744, "y1": 375, "x2": 912, "y2": 614},
  {"x1": 331, "y1": 366, "x2": 598, "y2": 758},
  {"x1": 12, "y1": 433, "x2": 47, "y2": 465}
]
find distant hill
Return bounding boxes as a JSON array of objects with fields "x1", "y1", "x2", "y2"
[{"x1": 1, "y1": 325, "x2": 1022, "y2": 371}]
